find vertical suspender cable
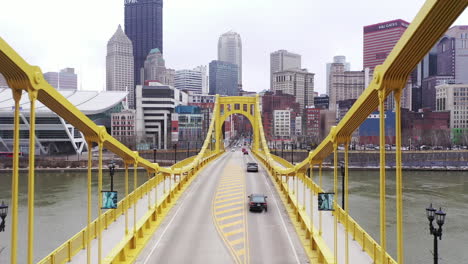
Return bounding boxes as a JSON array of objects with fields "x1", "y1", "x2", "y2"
[
  {"x1": 395, "y1": 90, "x2": 404, "y2": 264},
  {"x1": 10, "y1": 90, "x2": 21, "y2": 264},
  {"x1": 27, "y1": 95, "x2": 36, "y2": 264}
]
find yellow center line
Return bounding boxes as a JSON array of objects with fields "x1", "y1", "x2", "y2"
[
  {"x1": 229, "y1": 238, "x2": 244, "y2": 246},
  {"x1": 218, "y1": 182, "x2": 243, "y2": 188},
  {"x1": 220, "y1": 219, "x2": 243, "y2": 229},
  {"x1": 216, "y1": 191, "x2": 244, "y2": 199},
  {"x1": 215, "y1": 206, "x2": 244, "y2": 216},
  {"x1": 217, "y1": 187, "x2": 244, "y2": 194},
  {"x1": 219, "y1": 179, "x2": 243, "y2": 184},
  {"x1": 215, "y1": 196, "x2": 243, "y2": 204},
  {"x1": 215, "y1": 201, "x2": 244, "y2": 210},
  {"x1": 218, "y1": 185, "x2": 244, "y2": 191},
  {"x1": 212, "y1": 161, "x2": 248, "y2": 264},
  {"x1": 217, "y1": 212, "x2": 243, "y2": 222},
  {"x1": 224, "y1": 228, "x2": 244, "y2": 237}
]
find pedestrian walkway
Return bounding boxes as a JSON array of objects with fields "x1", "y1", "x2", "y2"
[
  {"x1": 286, "y1": 176, "x2": 374, "y2": 264},
  {"x1": 69, "y1": 177, "x2": 177, "y2": 264},
  {"x1": 270, "y1": 158, "x2": 375, "y2": 264}
]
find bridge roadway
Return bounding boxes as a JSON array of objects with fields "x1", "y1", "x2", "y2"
[{"x1": 135, "y1": 149, "x2": 308, "y2": 264}]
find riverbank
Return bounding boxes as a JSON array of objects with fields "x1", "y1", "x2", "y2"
[{"x1": 1, "y1": 149, "x2": 467, "y2": 171}]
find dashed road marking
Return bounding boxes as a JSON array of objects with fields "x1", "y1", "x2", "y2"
[{"x1": 212, "y1": 159, "x2": 249, "y2": 264}]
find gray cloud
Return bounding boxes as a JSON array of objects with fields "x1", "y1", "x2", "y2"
[{"x1": 1, "y1": 0, "x2": 466, "y2": 94}]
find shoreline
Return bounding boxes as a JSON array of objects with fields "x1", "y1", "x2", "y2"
[{"x1": 1, "y1": 165, "x2": 467, "y2": 173}]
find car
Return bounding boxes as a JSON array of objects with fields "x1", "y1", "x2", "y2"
[
  {"x1": 246, "y1": 162, "x2": 258, "y2": 172},
  {"x1": 243, "y1": 150, "x2": 248, "y2": 155},
  {"x1": 248, "y1": 194, "x2": 268, "y2": 212},
  {"x1": 231, "y1": 149, "x2": 236, "y2": 152}
]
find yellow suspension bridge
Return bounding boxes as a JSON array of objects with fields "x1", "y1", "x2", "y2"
[{"x1": 0, "y1": 0, "x2": 466, "y2": 263}]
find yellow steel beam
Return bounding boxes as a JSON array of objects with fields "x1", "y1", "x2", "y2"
[
  {"x1": 27, "y1": 92, "x2": 37, "y2": 264},
  {"x1": 10, "y1": 89, "x2": 21, "y2": 264},
  {"x1": 379, "y1": 91, "x2": 387, "y2": 263},
  {"x1": 86, "y1": 140, "x2": 92, "y2": 264},
  {"x1": 394, "y1": 89, "x2": 404, "y2": 264}
]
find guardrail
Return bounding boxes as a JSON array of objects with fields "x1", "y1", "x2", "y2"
[
  {"x1": 0, "y1": 33, "x2": 225, "y2": 263},
  {"x1": 250, "y1": 2, "x2": 467, "y2": 264}
]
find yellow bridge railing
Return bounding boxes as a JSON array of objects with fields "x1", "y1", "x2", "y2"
[
  {"x1": 1, "y1": 0, "x2": 467, "y2": 264},
  {"x1": 0, "y1": 33, "x2": 225, "y2": 263},
  {"x1": 250, "y1": 1, "x2": 467, "y2": 264}
]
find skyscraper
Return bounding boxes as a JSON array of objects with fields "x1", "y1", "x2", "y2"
[
  {"x1": 43, "y1": 68, "x2": 78, "y2": 90},
  {"x1": 272, "y1": 69, "x2": 314, "y2": 112},
  {"x1": 124, "y1": 0, "x2": 163, "y2": 87},
  {"x1": 106, "y1": 25, "x2": 134, "y2": 108},
  {"x1": 141, "y1": 48, "x2": 175, "y2": 87},
  {"x1": 209, "y1": 60, "x2": 238, "y2": 96},
  {"x1": 326, "y1": 56, "x2": 350, "y2": 96},
  {"x1": 193, "y1": 65, "x2": 209, "y2": 94},
  {"x1": 218, "y1": 31, "x2": 242, "y2": 90},
  {"x1": 175, "y1": 69, "x2": 203, "y2": 92},
  {"x1": 328, "y1": 63, "x2": 366, "y2": 110},
  {"x1": 363, "y1": 19, "x2": 409, "y2": 71},
  {"x1": 270, "y1": 50, "x2": 301, "y2": 90}
]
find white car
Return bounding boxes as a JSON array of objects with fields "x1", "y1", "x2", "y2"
[{"x1": 231, "y1": 149, "x2": 236, "y2": 152}]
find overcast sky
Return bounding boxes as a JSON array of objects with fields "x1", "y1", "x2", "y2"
[{"x1": 1, "y1": 0, "x2": 467, "y2": 94}]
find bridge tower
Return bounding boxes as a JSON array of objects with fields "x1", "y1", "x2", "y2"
[{"x1": 214, "y1": 95, "x2": 260, "y2": 152}]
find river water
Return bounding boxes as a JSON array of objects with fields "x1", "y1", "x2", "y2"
[{"x1": 0, "y1": 169, "x2": 467, "y2": 263}]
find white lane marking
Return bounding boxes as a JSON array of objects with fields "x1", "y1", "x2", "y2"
[
  {"x1": 142, "y1": 155, "x2": 226, "y2": 264},
  {"x1": 257, "y1": 158, "x2": 301, "y2": 264}
]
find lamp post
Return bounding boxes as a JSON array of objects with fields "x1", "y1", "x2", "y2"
[
  {"x1": 426, "y1": 203, "x2": 446, "y2": 264},
  {"x1": 0, "y1": 201, "x2": 8, "y2": 232},
  {"x1": 108, "y1": 161, "x2": 115, "y2": 192},
  {"x1": 153, "y1": 147, "x2": 157, "y2": 163},
  {"x1": 291, "y1": 143, "x2": 294, "y2": 164},
  {"x1": 174, "y1": 144, "x2": 177, "y2": 164},
  {"x1": 340, "y1": 162, "x2": 345, "y2": 210},
  {"x1": 281, "y1": 141, "x2": 284, "y2": 159}
]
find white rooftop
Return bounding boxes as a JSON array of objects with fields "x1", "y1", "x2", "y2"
[{"x1": 0, "y1": 88, "x2": 128, "y2": 115}]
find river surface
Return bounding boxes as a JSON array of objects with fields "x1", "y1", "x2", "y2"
[{"x1": 0, "y1": 169, "x2": 467, "y2": 263}]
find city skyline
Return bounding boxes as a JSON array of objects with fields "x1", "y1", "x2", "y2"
[{"x1": 1, "y1": 0, "x2": 467, "y2": 94}]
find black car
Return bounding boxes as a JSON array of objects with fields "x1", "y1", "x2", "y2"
[
  {"x1": 246, "y1": 162, "x2": 258, "y2": 172},
  {"x1": 248, "y1": 194, "x2": 268, "y2": 212}
]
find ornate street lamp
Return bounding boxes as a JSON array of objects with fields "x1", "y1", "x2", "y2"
[
  {"x1": 108, "y1": 161, "x2": 115, "y2": 192},
  {"x1": 0, "y1": 201, "x2": 8, "y2": 232},
  {"x1": 426, "y1": 203, "x2": 446, "y2": 264}
]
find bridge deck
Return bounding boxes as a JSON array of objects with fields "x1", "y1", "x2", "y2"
[
  {"x1": 287, "y1": 176, "x2": 374, "y2": 263},
  {"x1": 68, "y1": 177, "x2": 176, "y2": 264},
  {"x1": 52, "y1": 151, "x2": 377, "y2": 264}
]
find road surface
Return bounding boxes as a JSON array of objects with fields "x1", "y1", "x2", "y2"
[{"x1": 136, "y1": 149, "x2": 308, "y2": 264}]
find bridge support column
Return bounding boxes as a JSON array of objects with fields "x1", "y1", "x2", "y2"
[
  {"x1": 378, "y1": 89, "x2": 387, "y2": 264},
  {"x1": 319, "y1": 163, "x2": 323, "y2": 236},
  {"x1": 125, "y1": 164, "x2": 129, "y2": 236},
  {"x1": 253, "y1": 96, "x2": 260, "y2": 151},
  {"x1": 27, "y1": 92, "x2": 37, "y2": 264},
  {"x1": 394, "y1": 89, "x2": 404, "y2": 264},
  {"x1": 333, "y1": 141, "x2": 338, "y2": 264},
  {"x1": 215, "y1": 95, "x2": 221, "y2": 153},
  {"x1": 97, "y1": 141, "x2": 103, "y2": 264},
  {"x1": 86, "y1": 141, "x2": 93, "y2": 264},
  {"x1": 344, "y1": 141, "x2": 350, "y2": 264},
  {"x1": 10, "y1": 89, "x2": 21, "y2": 264},
  {"x1": 309, "y1": 165, "x2": 314, "y2": 239}
]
